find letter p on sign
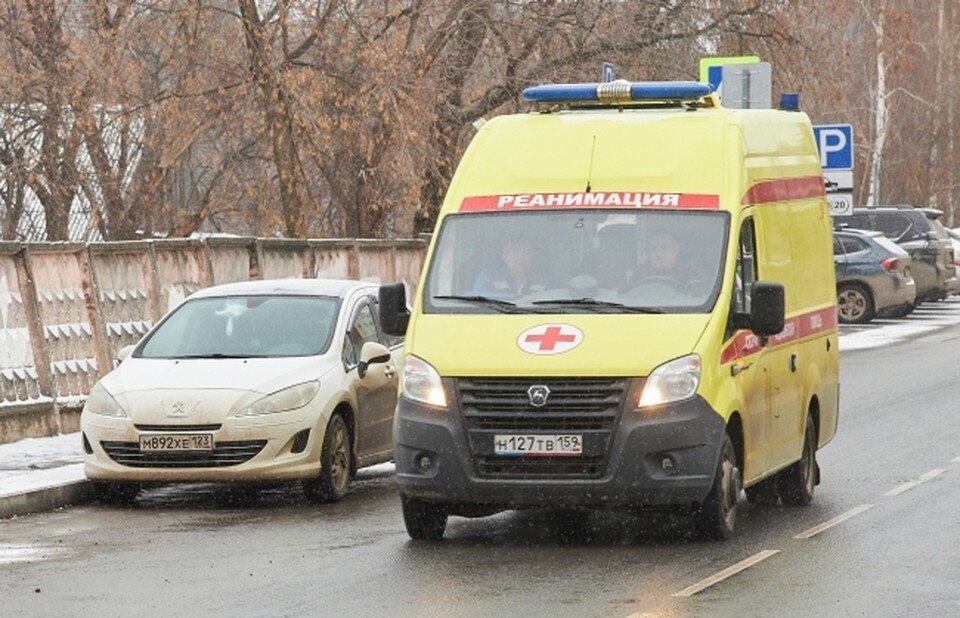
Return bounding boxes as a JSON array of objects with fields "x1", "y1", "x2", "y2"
[{"x1": 813, "y1": 124, "x2": 853, "y2": 170}]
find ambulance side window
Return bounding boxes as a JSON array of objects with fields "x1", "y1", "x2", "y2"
[{"x1": 734, "y1": 219, "x2": 757, "y2": 314}]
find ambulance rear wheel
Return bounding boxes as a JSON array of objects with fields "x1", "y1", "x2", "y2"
[
  {"x1": 777, "y1": 413, "x2": 817, "y2": 506},
  {"x1": 402, "y1": 495, "x2": 447, "y2": 541},
  {"x1": 694, "y1": 434, "x2": 740, "y2": 540}
]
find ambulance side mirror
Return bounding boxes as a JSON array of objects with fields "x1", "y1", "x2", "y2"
[
  {"x1": 749, "y1": 281, "x2": 785, "y2": 337},
  {"x1": 379, "y1": 283, "x2": 410, "y2": 337}
]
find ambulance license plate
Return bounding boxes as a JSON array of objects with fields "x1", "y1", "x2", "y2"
[
  {"x1": 139, "y1": 433, "x2": 214, "y2": 452},
  {"x1": 493, "y1": 434, "x2": 582, "y2": 457}
]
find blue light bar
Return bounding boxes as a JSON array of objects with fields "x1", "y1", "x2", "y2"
[{"x1": 522, "y1": 80, "x2": 715, "y2": 104}]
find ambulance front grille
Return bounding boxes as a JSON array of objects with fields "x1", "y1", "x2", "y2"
[
  {"x1": 457, "y1": 377, "x2": 626, "y2": 479},
  {"x1": 458, "y1": 378, "x2": 625, "y2": 431}
]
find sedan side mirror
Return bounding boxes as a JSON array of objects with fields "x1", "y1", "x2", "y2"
[
  {"x1": 357, "y1": 341, "x2": 391, "y2": 379},
  {"x1": 113, "y1": 344, "x2": 136, "y2": 368}
]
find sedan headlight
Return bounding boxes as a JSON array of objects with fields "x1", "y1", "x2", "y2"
[
  {"x1": 236, "y1": 380, "x2": 320, "y2": 417},
  {"x1": 638, "y1": 354, "x2": 701, "y2": 407},
  {"x1": 402, "y1": 355, "x2": 447, "y2": 407},
  {"x1": 84, "y1": 382, "x2": 128, "y2": 418}
]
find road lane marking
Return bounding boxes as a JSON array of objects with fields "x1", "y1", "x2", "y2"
[
  {"x1": 671, "y1": 550, "x2": 780, "y2": 598},
  {"x1": 793, "y1": 504, "x2": 874, "y2": 539},
  {"x1": 884, "y1": 469, "x2": 946, "y2": 496}
]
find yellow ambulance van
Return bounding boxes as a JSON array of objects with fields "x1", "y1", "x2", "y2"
[{"x1": 380, "y1": 80, "x2": 839, "y2": 540}]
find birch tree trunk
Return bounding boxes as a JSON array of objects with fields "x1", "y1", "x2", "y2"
[
  {"x1": 865, "y1": 1, "x2": 887, "y2": 207},
  {"x1": 928, "y1": 0, "x2": 945, "y2": 213}
]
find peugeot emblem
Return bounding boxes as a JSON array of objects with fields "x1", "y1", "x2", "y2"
[
  {"x1": 527, "y1": 385, "x2": 550, "y2": 408},
  {"x1": 169, "y1": 401, "x2": 187, "y2": 416}
]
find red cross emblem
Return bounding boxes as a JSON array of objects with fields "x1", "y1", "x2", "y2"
[{"x1": 517, "y1": 324, "x2": 583, "y2": 355}]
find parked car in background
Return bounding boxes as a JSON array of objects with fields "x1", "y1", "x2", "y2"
[
  {"x1": 944, "y1": 227, "x2": 960, "y2": 269},
  {"x1": 833, "y1": 229, "x2": 916, "y2": 323},
  {"x1": 81, "y1": 279, "x2": 401, "y2": 504},
  {"x1": 842, "y1": 206, "x2": 958, "y2": 302}
]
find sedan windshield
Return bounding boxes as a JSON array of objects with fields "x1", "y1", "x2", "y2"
[
  {"x1": 137, "y1": 295, "x2": 340, "y2": 359},
  {"x1": 424, "y1": 209, "x2": 729, "y2": 314}
]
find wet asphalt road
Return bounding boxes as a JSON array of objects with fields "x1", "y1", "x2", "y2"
[{"x1": 2, "y1": 318, "x2": 960, "y2": 616}]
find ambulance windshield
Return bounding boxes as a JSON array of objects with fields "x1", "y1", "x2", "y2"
[{"x1": 423, "y1": 209, "x2": 729, "y2": 314}]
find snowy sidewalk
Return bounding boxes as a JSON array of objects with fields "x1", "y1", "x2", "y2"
[{"x1": 0, "y1": 433, "x2": 89, "y2": 518}]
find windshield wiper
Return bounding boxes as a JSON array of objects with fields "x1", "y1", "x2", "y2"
[
  {"x1": 531, "y1": 298, "x2": 663, "y2": 314},
  {"x1": 174, "y1": 353, "x2": 267, "y2": 359},
  {"x1": 433, "y1": 295, "x2": 533, "y2": 313}
]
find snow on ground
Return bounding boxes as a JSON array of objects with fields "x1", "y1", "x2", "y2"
[
  {"x1": 0, "y1": 432, "x2": 82, "y2": 473},
  {"x1": 0, "y1": 464, "x2": 85, "y2": 498},
  {"x1": 839, "y1": 297, "x2": 960, "y2": 352},
  {"x1": 0, "y1": 432, "x2": 83, "y2": 493}
]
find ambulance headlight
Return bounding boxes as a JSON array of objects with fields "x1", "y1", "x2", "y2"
[
  {"x1": 637, "y1": 354, "x2": 700, "y2": 408},
  {"x1": 402, "y1": 355, "x2": 447, "y2": 408}
]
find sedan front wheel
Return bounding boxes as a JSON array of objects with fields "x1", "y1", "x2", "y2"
[{"x1": 303, "y1": 413, "x2": 352, "y2": 504}]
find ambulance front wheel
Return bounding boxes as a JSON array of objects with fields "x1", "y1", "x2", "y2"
[
  {"x1": 402, "y1": 494, "x2": 448, "y2": 541},
  {"x1": 693, "y1": 433, "x2": 740, "y2": 540}
]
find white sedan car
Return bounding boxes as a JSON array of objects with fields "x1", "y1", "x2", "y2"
[{"x1": 81, "y1": 279, "x2": 401, "y2": 504}]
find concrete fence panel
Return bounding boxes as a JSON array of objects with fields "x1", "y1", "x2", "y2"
[
  {"x1": 312, "y1": 241, "x2": 354, "y2": 280},
  {"x1": 27, "y1": 247, "x2": 99, "y2": 409},
  {"x1": 207, "y1": 242, "x2": 253, "y2": 286},
  {"x1": 0, "y1": 249, "x2": 42, "y2": 406},
  {"x1": 89, "y1": 245, "x2": 153, "y2": 368},
  {"x1": 259, "y1": 239, "x2": 311, "y2": 280}
]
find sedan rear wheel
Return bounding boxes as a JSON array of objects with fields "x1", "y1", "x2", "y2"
[
  {"x1": 303, "y1": 413, "x2": 352, "y2": 504},
  {"x1": 837, "y1": 283, "x2": 875, "y2": 324}
]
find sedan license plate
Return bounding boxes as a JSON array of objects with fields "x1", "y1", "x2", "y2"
[
  {"x1": 493, "y1": 434, "x2": 582, "y2": 457},
  {"x1": 139, "y1": 433, "x2": 214, "y2": 452}
]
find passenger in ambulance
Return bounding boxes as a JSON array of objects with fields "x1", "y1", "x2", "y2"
[
  {"x1": 471, "y1": 237, "x2": 547, "y2": 298},
  {"x1": 646, "y1": 229, "x2": 683, "y2": 277},
  {"x1": 633, "y1": 229, "x2": 697, "y2": 290}
]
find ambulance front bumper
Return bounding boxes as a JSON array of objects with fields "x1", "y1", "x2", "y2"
[{"x1": 394, "y1": 388, "x2": 726, "y2": 511}]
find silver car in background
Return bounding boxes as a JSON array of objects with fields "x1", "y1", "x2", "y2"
[
  {"x1": 833, "y1": 229, "x2": 916, "y2": 324},
  {"x1": 843, "y1": 206, "x2": 957, "y2": 303}
]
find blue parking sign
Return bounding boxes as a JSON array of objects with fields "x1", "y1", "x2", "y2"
[{"x1": 813, "y1": 124, "x2": 853, "y2": 170}]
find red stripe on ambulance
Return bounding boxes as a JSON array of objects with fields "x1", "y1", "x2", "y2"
[
  {"x1": 459, "y1": 192, "x2": 720, "y2": 212},
  {"x1": 720, "y1": 306, "x2": 837, "y2": 364},
  {"x1": 741, "y1": 176, "x2": 825, "y2": 205}
]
